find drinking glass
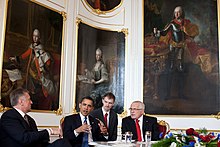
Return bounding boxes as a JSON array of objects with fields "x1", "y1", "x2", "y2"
[{"x1": 145, "y1": 131, "x2": 151, "y2": 142}]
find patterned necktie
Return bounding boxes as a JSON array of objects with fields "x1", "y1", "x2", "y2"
[
  {"x1": 82, "y1": 117, "x2": 88, "y2": 147},
  {"x1": 104, "y1": 113, "x2": 108, "y2": 128},
  {"x1": 24, "y1": 114, "x2": 29, "y2": 126},
  {"x1": 135, "y1": 119, "x2": 142, "y2": 141}
]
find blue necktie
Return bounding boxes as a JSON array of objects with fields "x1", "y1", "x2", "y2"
[{"x1": 82, "y1": 116, "x2": 88, "y2": 147}]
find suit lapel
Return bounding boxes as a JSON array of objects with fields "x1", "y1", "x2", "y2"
[
  {"x1": 128, "y1": 117, "x2": 136, "y2": 137},
  {"x1": 99, "y1": 109, "x2": 105, "y2": 124},
  {"x1": 76, "y1": 114, "x2": 82, "y2": 126},
  {"x1": 12, "y1": 109, "x2": 33, "y2": 130},
  {"x1": 142, "y1": 116, "x2": 147, "y2": 138},
  {"x1": 108, "y1": 110, "x2": 114, "y2": 133}
]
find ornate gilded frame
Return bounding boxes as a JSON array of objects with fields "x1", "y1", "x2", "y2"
[
  {"x1": 0, "y1": 0, "x2": 66, "y2": 114},
  {"x1": 73, "y1": 18, "x2": 127, "y2": 114},
  {"x1": 83, "y1": 0, "x2": 123, "y2": 15},
  {"x1": 143, "y1": 0, "x2": 220, "y2": 116}
]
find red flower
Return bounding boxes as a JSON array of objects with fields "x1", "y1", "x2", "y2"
[
  {"x1": 193, "y1": 131, "x2": 199, "y2": 137},
  {"x1": 186, "y1": 128, "x2": 194, "y2": 135},
  {"x1": 186, "y1": 128, "x2": 200, "y2": 137},
  {"x1": 199, "y1": 135, "x2": 211, "y2": 142}
]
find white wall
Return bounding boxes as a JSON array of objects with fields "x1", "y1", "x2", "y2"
[{"x1": 0, "y1": 0, "x2": 219, "y2": 132}]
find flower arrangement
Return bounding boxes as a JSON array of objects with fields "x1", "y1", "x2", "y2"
[{"x1": 152, "y1": 128, "x2": 220, "y2": 147}]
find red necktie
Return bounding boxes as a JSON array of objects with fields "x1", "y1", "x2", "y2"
[
  {"x1": 104, "y1": 113, "x2": 108, "y2": 128},
  {"x1": 135, "y1": 119, "x2": 142, "y2": 141}
]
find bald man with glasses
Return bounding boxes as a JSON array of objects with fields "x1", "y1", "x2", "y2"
[{"x1": 121, "y1": 101, "x2": 159, "y2": 141}]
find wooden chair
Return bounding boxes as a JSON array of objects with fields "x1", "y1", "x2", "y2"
[
  {"x1": 59, "y1": 117, "x2": 65, "y2": 138},
  {"x1": 158, "y1": 120, "x2": 170, "y2": 139}
]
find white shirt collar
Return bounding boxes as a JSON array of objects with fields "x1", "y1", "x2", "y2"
[
  {"x1": 102, "y1": 107, "x2": 110, "y2": 116},
  {"x1": 14, "y1": 107, "x2": 26, "y2": 118},
  {"x1": 139, "y1": 115, "x2": 143, "y2": 122},
  {"x1": 79, "y1": 112, "x2": 90, "y2": 125}
]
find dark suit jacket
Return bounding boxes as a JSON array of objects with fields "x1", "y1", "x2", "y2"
[
  {"x1": 63, "y1": 113, "x2": 106, "y2": 147},
  {"x1": 90, "y1": 108, "x2": 118, "y2": 141},
  {"x1": 122, "y1": 115, "x2": 159, "y2": 141},
  {"x1": 0, "y1": 108, "x2": 50, "y2": 147}
]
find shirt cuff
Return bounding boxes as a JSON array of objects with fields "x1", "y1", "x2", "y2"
[
  {"x1": 74, "y1": 130, "x2": 79, "y2": 137},
  {"x1": 46, "y1": 128, "x2": 53, "y2": 135}
]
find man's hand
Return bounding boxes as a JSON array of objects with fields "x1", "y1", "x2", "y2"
[
  {"x1": 75, "y1": 123, "x2": 91, "y2": 133},
  {"x1": 98, "y1": 123, "x2": 108, "y2": 135},
  {"x1": 51, "y1": 128, "x2": 61, "y2": 135}
]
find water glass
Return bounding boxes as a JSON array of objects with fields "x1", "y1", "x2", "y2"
[
  {"x1": 145, "y1": 131, "x2": 151, "y2": 142},
  {"x1": 123, "y1": 131, "x2": 133, "y2": 142}
]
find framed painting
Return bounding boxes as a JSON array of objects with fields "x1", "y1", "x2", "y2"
[
  {"x1": 143, "y1": 0, "x2": 219, "y2": 115},
  {"x1": 0, "y1": 0, "x2": 64, "y2": 112},
  {"x1": 84, "y1": 0, "x2": 122, "y2": 13},
  {"x1": 75, "y1": 21, "x2": 125, "y2": 114}
]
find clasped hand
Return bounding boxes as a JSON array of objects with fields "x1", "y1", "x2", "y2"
[
  {"x1": 76, "y1": 123, "x2": 91, "y2": 133},
  {"x1": 49, "y1": 128, "x2": 63, "y2": 138}
]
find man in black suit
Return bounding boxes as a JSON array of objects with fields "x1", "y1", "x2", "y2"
[
  {"x1": 0, "y1": 87, "x2": 71, "y2": 147},
  {"x1": 90, "y1": 92, "x2": 118, "y2": 141},
  {"x1": 122, "y1": 101, "x2": 159, "y2": 141},
  {"x1": 63, "y1": 96, "x2": 106, "y2": 147}
]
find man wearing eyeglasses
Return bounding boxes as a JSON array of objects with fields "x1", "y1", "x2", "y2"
[{"x1": 121, "y1": 101, "x2": 159, "y2": 141}]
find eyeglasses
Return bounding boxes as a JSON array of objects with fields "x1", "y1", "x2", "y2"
[{"x1": 129, "y1": 108, "x2": 143, "y2": 111}]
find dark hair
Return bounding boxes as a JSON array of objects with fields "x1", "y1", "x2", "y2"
[
  {"x1": 80, "y1": 96, "x2": 94, "y2": 106},
  {"x1": 103, "y1": 92, "x2": 115, "y2": 102},
  {"x1": 10, "y1": 87, "x2": 29, "y2": 106}
]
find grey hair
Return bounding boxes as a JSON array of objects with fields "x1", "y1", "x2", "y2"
[
  {"x1": 10, "y1": 88, "x2": 29, "y2": 106},
  {"x1": 132, "y1": 101, "x2": 145, "y2": 110}
]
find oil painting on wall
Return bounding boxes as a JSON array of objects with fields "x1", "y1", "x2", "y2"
[
  {"x1": 1, "y1": 0, "x2": 63, "y2": 111},
  {"x1": 76, "y1": 22, "x2": 125, "y2": 114},
  {"x1": 85, "y1": 0, "x2": 122, "y2": 11},
  {"x1": 143, "y1": 0, "x2": 219, "y2": 115}
]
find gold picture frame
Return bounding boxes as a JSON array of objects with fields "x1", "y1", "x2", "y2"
[
  {"x1": 74, "y1": 19, "x2": 126, "y2": 114},
  {"x1": 84, "y1": 0, "x2": 123, "y2": 15},
  {"x1": 143, "y1": 0, "x2": 219, "y2": 115},
  {"x1": 0, "y1": 0, "x2": 65, "y2": 114}
]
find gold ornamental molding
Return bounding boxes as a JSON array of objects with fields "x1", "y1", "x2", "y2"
[
  {"x1": 118, "y1": 28, "x2": 128, "y2": 37},
  {"x1": 61, "y1": 11, "x2": 67, "y2": 21},
  {"x1": 0, "y1": 103, "x2": 4, "y2": 112},
  {"x1": 119, "y1": 110, "x2": 127, "y2": 118},
  {"x1": 53, "y1": 105, "x2": 63, "y2": 115},
  {"x1": 212, "y1": 112, "x2": 220, "y2": 119},
  {"x1": 72, "y1": 108, "x2": 78, "y2": 114},
  {"x1": 76, "y1": 17, "x2": 82, "y2": 26},
  {"x1": 72, "y1": 104, "x2": 78, "y2": 114},
  {"x1": 92, "y1": 9, "x2": 106, "y2": 15}
]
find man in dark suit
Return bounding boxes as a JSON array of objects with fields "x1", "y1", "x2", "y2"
[
  {"x1": 122, "y1": 101, "x2": 159, "y2": 141},
  {"x1": 0, "y1": 87, "x2": 71, "y2": 147},
  {"x1": 90, "y1": 92, "x2": 118, "y2": 141},
  {"x1": 63, "y1": 96, "x2": 106, "y2": 147}
]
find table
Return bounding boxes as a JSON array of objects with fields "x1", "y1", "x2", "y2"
[{"x1": 89, "y1": 141, "x2": 157, "y2": 147}]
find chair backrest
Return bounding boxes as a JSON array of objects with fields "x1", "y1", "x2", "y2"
[
  {"x1": 158, "y1": 120, "x2": 170, "y2": 139},
  {"x1": 60, "y1": 117, "x2": 65, "y2": 132}
]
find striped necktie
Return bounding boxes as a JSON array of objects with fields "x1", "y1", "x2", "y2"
[{"x1": 82, "y1": 116, "x2": 88, "y2": 147}]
